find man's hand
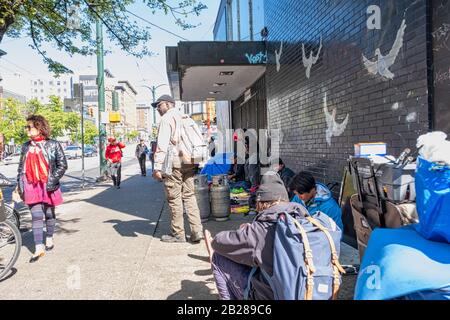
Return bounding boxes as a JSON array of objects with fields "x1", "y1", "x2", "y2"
[
  {"x1": 239, "y1": 223, "x2": 250, "y2": 229},
  {"x1": 204, "y1": 230, "x2": 214, "y2": 264},
  {"x1": 152, "y1": 170, "x2": 163, "y2": 181}
]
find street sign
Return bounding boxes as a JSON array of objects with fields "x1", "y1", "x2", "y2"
[{"x1": 109, "y1": 112, "x2": 121, "y2": 123}]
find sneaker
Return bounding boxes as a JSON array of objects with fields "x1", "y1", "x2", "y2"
[
  {"x1": 190, "y1": 232, "x2": 204, "y2": 243},
  {"x1": 161, "y1": 234, "x2": 186, "y2": 243}
]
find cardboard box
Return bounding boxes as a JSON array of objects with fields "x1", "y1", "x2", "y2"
[{"x1": 354, "y1": 142, "x2": 387, "y2": 157}]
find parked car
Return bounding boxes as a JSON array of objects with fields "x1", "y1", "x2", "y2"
[
  {"x1": 64, "y1": 146, "x2": 82, "y2": 159},
  {"x1": 3, "y1": 152, "x2": 21, "y2": 165},
  {"x1": 84, "y1": 146, "x2": 98, "y2": 157}
]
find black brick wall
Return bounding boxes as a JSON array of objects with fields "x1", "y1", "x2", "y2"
[
  {"x1": 431, "y1": 0, "x2": 450, "y2": 134},
  {"x1": 264, "y1": 0, "x2": 431, "y2": 187}
]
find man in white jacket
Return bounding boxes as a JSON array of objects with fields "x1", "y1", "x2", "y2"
[{"x1": 152, "y1": 95, "x2": 203, "y2": 243}]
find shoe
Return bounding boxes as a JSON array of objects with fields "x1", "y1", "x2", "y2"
[
  {"x1": 29, "y1": 252, "x2": 45, "y2": 263},
  {"x1": 45, "y1": 245, "x2": 54, "y2": 251},
  {"x1": 190, "y1": 232, "x2": 204, "y2": 243},
  {"x1": 161, "y1": 234, "x2": 186, "y2": 243},
  {"x1": 116, "y1": 186, "x2": 121, "y2": 189}
]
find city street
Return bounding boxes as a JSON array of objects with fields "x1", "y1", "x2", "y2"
[
  {"x1": 0, "y1": 159, "x2": 358, "y2": 299},
  {"x1": 2, "y1": 0, "x2": 448, "y2": 303}
]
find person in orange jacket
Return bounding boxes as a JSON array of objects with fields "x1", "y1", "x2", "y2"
[{"x1": 105, "y1": 137, "x2": 125, "y2": 189}]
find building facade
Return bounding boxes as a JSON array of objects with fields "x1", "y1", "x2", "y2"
[
  {"x1": 167, "y1": 0, "x2": 450, "y2": 242},
  {"x1": 136, "y1": 102, "x2": 152, "y2": 139},
  {"x1": 193, "y1": 0, "x2": 450, "y2": 181},
  {"x1": 30, "y1": 75, "x2": 73, "y2": 103}
]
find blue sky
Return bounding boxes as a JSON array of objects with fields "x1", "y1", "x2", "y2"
[{"x1": 0, "y1": 1, "x2": 220, "y2": 103}]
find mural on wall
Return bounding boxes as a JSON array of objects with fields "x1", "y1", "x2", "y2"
[
  {"x1": 362, "y1": 19, "x2": 407, "y2": 80},
  {"x1": 275, "y1": 41, "x2": 283, "y2": 72},
  {"x1": 323, "y1": 93, "x2": 350, "y2": 146},
  {"x1": 302, "y1": 36, "x2": 322, "y2": 79},
  {"x1": 432, "y1": 23, "x2": 450, "y2": 52}
]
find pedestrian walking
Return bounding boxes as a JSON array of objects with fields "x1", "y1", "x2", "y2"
[
  {"x1": 151, "y1": 94, "x2": 204, "y2": 243},
  {"x1": 105, "y1": 137, "x2": 125, "y2": 189},
  {"x1": 135, "y1": 139, "x2": 149, "y2": 176},
  {"x1": 16, "y1": 115, "x2": 68, "y2": 263},
  {"x1": 150, "y1": 140, "x2": 157, "y2": 171}
]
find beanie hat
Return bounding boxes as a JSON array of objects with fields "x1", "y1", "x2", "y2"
[{"x1": 256, "y1": 171, "x2": 289, "y2": 202}]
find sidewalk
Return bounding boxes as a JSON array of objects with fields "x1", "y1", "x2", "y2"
[{"x1": 0, "y1": 160, "x2": 358, "y2": 299}]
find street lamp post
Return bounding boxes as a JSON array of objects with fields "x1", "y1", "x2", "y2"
[
  {"x1": 96, "y1": 16, "x2": 108, "y2": 180},
  {"x1": 141, "y1": 84, "x2": 169, "y2": 126}
]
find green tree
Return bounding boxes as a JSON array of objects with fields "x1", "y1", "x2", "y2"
[
  {"x1": 125, "y1": 130, "x2": 139, "y2": 141},
  {"x1": 71, "y1": 120, "x2": 98, "y2": 145},
  {"x1": 0, "y1": 98, "x2": 28, "y2": 144},
  {"x1": 0, "y1": 0, "x2": 206, "y2": 74},
  {"x1": 0, "y1": 96, "x2": 85, "y2": 143}
]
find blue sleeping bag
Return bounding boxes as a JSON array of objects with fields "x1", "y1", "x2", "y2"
[
  {"x1": 200, "y1": 153, "x2": 233, "y2": 182},
  {"x1": 354, "y1": 226, "x2": 450, "y2": 300}
]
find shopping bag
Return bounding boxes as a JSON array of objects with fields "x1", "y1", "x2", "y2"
[{"x1": 414, "y1": 157, "x2": 450, "y2": 243}]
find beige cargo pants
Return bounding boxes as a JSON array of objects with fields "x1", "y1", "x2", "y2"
[{"x1": 163, "y1": 164, "x2": 203, "y2": 237}]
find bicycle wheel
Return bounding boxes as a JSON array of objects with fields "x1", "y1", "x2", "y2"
[
  {"x1": 4, "y1": 203, "x2": 20, "y2": 229},
  {"x1": 0, "y1": 220, "x2": 22, "y2": 280}
]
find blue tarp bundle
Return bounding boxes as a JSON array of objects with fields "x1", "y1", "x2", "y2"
[
  {"x1": 354, "y1": 226, "x2": 450, "y2": 300},
  {"x1": 415, "y1": 157, "x2": 450, "y2": 243},
  {"x1": 200, "y1": 153, "x2": 233, "y2": 182}
]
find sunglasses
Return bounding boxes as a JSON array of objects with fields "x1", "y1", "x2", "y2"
[{"x1": 24, "y1": 125, "x2": 34, "y2": 130}]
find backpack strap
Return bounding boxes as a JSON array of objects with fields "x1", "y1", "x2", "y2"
[
  {"x1": 290, "y1": 215, "x2": 315, "y2": 300},
  {"x1": 243, "y1": 267, "x2": 258, "y2": 300},
  {"x1": 305, "y1": 216, "x2": 346, "y2": 299}
]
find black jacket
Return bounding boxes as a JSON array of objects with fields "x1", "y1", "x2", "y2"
[{"x1": 17, "y1": 139, "x2": 68, "y2": 195}]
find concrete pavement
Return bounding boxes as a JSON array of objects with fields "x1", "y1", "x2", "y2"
[{"x1": 0, "y1": 160, "x2": 358, "y2": 300}]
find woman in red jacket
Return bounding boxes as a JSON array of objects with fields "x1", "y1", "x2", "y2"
[{"x1": 105, "y1": 137, "x2": 125, "y2": 189}]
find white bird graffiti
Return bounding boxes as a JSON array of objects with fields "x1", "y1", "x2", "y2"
[
  {"x1": 323, "y1": 93, "x2": 350, "y2": 146},
  {"x1": 363, "y1": 19, "x2": 407, "y2": 80},
  {"x1": 275, "y1": 41, "x2": 283, "y2": 72},
  {"x1": 302, "y1": 36, "x2": 322, "y2": 79}
]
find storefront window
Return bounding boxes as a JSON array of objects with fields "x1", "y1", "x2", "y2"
[
  {"x1": 252, "y1": 0, "x2": 265, "y2": 40},
  {"x1": 214, "y1": 5, "x2": 227, "y2": 41},
  {"x1": 232, "y1": 0, "x2": 239, "y2": 41},
  {"x1": 240, "y1": 0, "x2": 250, "y2": 40}
]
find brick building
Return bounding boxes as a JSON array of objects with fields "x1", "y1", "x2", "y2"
[{"x1": 166, "y1": 0, "x2": 450, "y2": 239}]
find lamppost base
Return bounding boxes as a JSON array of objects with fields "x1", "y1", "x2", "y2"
[{"x1": 95, "y1": 174, "x2": 110, "y2": 183}]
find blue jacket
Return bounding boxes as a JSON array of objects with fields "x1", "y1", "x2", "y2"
[{"x1": 291, "y1": 183, "x2": 343, "y2": 231}]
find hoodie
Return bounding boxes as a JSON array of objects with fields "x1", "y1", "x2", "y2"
[{"x1": 291, "y1": 182, "x2": 343, "y2": 231}]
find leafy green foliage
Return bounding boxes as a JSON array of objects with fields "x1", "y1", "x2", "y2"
[
  {"x1": 125, "y1": 130, "x2": 139, "y2": 141},
  {"x1": 0, "y1": 0, "x2": 206, "y2": 74},
  {"x1": 0, "y1": 95, "x2": 86, "y2": 143}
]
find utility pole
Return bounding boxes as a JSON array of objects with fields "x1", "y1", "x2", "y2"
[
  {"x1": 96, "y1": 16, "x2": 107, "y2": 180},
  {"x1": 79, "y1": 84, "x2": 85, "y2": 188}
]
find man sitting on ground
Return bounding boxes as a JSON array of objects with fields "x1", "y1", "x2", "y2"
[
  {"x1": 228, "y1": 154, "x2": 245, "y2": 181},
  {"x1": 204, "y1": 172, "x2": 307, "y2": 299},
  {"x1": 289, "y1": 171, "x2": 343, "y2": 230}
]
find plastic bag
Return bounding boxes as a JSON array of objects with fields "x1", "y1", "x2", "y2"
[
  {"x1": 414, "y1": 156, "x2": 450, "y2": 243},
  {"x1": 417, "y1": 131, "x2": 450, "y2": 166}
]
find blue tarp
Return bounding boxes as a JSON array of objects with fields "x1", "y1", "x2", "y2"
[
  {"x1": 415, "y1": 157, "x2": 450, "y2": 243},
  {"x1": 354, "y1": 226, "x2": 450, "y2": 300},
  {"x1": 200, "y1": 153, "x2": 233, "y2": 182}
]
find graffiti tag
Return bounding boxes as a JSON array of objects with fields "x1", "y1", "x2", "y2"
[{"x1": 245, "y1": 52, "x2": 267, "y2": 64}]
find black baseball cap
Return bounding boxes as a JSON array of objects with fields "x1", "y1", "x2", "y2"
[{"x1": 151, "y1": 95, "x2": 175, "y2": 108}]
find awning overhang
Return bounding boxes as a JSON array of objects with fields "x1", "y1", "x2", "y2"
[{"x1": 166, "y1": 41, "x2": 267, "y2": 101}]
